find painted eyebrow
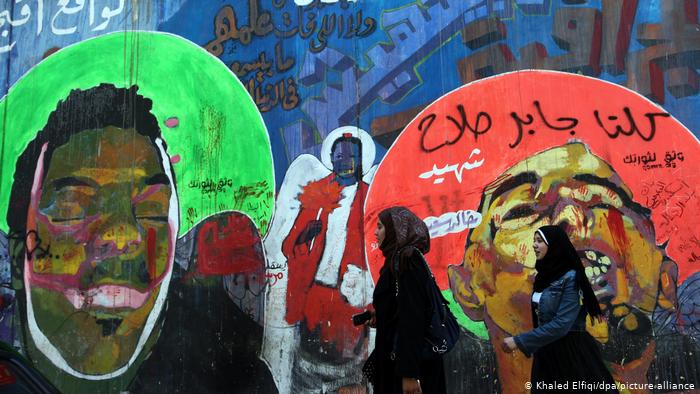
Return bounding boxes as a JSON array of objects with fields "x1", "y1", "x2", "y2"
[
  {"x1": 51, "y1": 176, "x2": 97, "y2": 191},
  {"x1": 489, "y1": 172, "x2": 539, "y2": 206},
  {"x1": 144, "y1": 173, "x2": 171, "y2": 186},
  {"x1": 572, "y1": 174, "x2": 649, "y2": 215}
]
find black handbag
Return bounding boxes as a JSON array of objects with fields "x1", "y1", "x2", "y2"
[
  {"x1": 362, "y1": 349, "x2": 377, "y2": 386},
  {"x1": 392, "y1": 248, "x2": 460, "y2": 360}
]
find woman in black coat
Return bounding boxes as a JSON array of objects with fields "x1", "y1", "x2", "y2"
[{"x1": 367, "y1": 206, "x2": 446, "y2": 394}]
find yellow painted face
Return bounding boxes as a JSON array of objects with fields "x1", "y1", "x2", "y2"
[
  {"x1": 450, "y1": 142, "x2": 663, "y2": 365},
  {"x1": 25, "y1": 127, "x2": 175, "y2": 375}
]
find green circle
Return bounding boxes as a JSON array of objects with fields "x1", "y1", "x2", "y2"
[{"x1": 0, "y1": 31, "x2": 274, "y2": 236}]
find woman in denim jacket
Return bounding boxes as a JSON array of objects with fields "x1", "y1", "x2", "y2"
[{"x1": 503, "y1": 226, "x2": 618, "y2": 393}]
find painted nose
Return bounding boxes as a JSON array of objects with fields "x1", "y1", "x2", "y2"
[
  {"x1": 92, "y1": 210, "x2": 144, "y2": 261},
  {"x1": 550, "y1": 197, "x2": 595, "y2": 242}
]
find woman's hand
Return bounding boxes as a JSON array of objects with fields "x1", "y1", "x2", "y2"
[
  {"x1": 402, "y1": 377, "x2": 421, "y2": 394},
  {"x1": 366, "y1": 310, "x2": 376, "y2": 328},
  {"x1": 502, "y1": 337, "x2": 517, "y2": 353}
]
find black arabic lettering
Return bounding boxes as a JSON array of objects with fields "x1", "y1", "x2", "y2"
[
  {"x1": 283, "y1": 78, "x2": 300, "y2": 110},
  {"x1": 420, "y1": 106, "x2": 492, "y2": 152},
  {"x1": 8, "y1": 230, "x2": 51, "y2": 261},
  {"x1": 275, "y1": 11, "x2": 298, "y2": 38},
  {"x1": 509, "y1": 101, "x2": 578, "y2": 148},
  {"x1": 446, "y1": 104, "x2": 492, "y2": 142},
  {"x1": 205, "y1": 6, "x2": 238, "y2": 56},
  {"x1": 533, "y1": 100, "x2": 578, "y2": 132},
  {"x1": 356, "y1": 10, "x2": 376, "y2": 37},
  {"x1": 310, "y1": 13, "x2": 334, "y2": 53},
  {"x1": 299, "y1": 8, "x2": 316, "y2": 39},
  {"x1": 245, "y1": 76, "x2": 300, "y2": 112},
  {"x1": 206, "y1": 3, "x2": 377, "y2": 55},
  {"x1": 230, "y1": 51, "x2": 272, "y2": 78},
  {"x1": 509, "y1": 112, "x2": 535, "y2": 148},
  {"x1": 204, "y1": 1, "x2": 272, "y2": 55},
  {"x1": 593, "y1": 107, "x2": 670, "y2": 142},
  {"x1": 418, "y1": 113, "x2": 440, "y2": 152},
  {"x1": 275, "y1": 41, "x2": 294, "y2": 72}
]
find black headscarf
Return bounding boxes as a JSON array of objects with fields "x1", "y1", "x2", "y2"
[
  {"x1": 533, "y1": 225, "x2": 603, "y2": 321},
  {"x1": 378, "y1": 207, "x2": 430, "y2": 271}
]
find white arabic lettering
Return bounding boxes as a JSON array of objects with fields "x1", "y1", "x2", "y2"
[
  {"x1": 0, "y1": 0, "x2": 32, "y2": 53},
  {"x1": 423, "y1": 209, "x2": 482, "y2": 238},
  {"x1": 51, "y1": 0, "x2": 84, "y2": 35},
  {"x1": 0, "y1": 0, "x2": 126, "y2": 54},
  {"x1": 92, "y1": 0, "x2": 123, "y2": 31},
  {"x1": 419, "y1": 148, "x2": 484, "y2": 184}
]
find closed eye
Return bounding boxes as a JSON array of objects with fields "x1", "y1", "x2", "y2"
[
  {"x1": 136, "y1": 215, "x2": 168, "y2": 223},
  {"x1": 502, "y1": 205, "x2": 536, "y2": 221}
]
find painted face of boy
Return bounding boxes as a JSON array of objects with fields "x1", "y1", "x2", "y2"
[{"x1": 25, "y1": 127, "x2": 177, "y2": 375}]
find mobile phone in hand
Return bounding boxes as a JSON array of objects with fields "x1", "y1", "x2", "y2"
[{"x1": 352, "y1": 310, "x2": 372, "y2": 326}]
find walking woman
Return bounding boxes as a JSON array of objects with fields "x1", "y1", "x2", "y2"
[
  {"x1": 503, "y1": 225, "x2": 618, "y2": 393},
  {"x1": 365, "y1": 207, "x2": 446, "y2": 394}
]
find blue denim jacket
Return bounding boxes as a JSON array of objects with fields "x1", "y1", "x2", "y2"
[{"x1": 514, "y1": 270, "x2": 587, "y2": 357}]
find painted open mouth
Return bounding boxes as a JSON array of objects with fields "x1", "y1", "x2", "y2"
[
  {"x1": 63, "y1": 285, "x2": 151, "y2": 310},
  {"x1": 578, "y1": 249, "x2": 614, "y2": 301},
  {"x1": 577, "y1": 249, "x2": 655, "y2": 363}
]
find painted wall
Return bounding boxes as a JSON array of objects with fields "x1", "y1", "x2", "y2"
[{"x1": 0, "y1": 1, "x2": 699, "y2": 393}]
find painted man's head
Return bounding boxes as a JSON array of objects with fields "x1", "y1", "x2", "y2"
[
  {"x1": 7, "y1": 84, "x2": 178, "y2": 377},
  {"x1": 448, "y1": 142, "x2": 677, "y2": 376},
  {"x1": 330, "y1": 134, "x2": 362, "y2": 186}
]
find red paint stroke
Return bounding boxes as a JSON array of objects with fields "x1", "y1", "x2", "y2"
[
  {"x1": 302, "y1": 284, "x2": 364, "y2": 352},
  {"x1": 147, "y1": 228, "x2": 157, "y2": 281},
  {"x1": 0, "y1": 362, "x2": 17, "y2": 386},
  {"x1": 614, "y1": 0, "x2": 638, "y2": 72},
  {"x1": 589, "y1": 12, "x2": 602, "y2": 75},
  {"x1": 196, "y1": 212, "x2": 264, "y2": 276},
  {"x1": 170, "y1": 154, "x2": 181, "y2": 164},
  {"x1": 649, "y1": 61, "x2": 665, "y2": 105},
  {"x1": 606, "y1": 208, "x2": 630, "y2": 260},
  {"x1": 685, "y1": 0, "x2": 698, "y2": 24}
]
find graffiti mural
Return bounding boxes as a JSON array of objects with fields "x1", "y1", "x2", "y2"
[
  {"x1": 0, "y1": 0, "x2": 699, "y2": 393},
  {"x1": 264, "y1": 126, "x2": 376, "y2": 393},
  {"x1": 0, "y1": 31, "x2": 275, "y2": 392},
  {"x1": 365, "y1": 70, "x2": 700, "y2": 393}
]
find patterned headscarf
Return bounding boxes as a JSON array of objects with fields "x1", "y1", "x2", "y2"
[{"x1": 378, "y1": 206, "x2": 430, "y2": 263}]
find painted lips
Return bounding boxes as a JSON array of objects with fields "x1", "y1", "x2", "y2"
[{"x1": 63, "y1": 285, "x2": 150, "y2": 309}]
